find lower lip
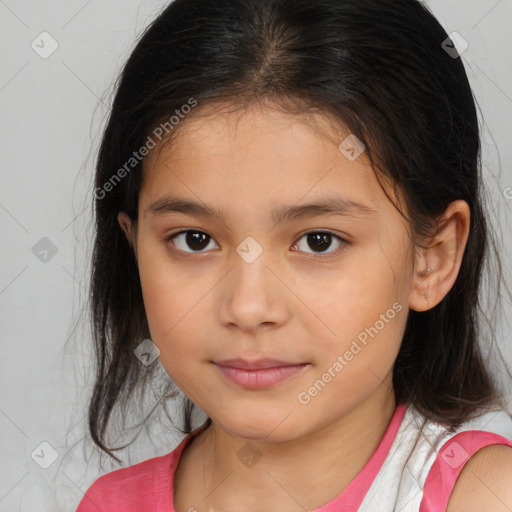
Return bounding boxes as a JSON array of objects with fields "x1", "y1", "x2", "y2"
[{"x1": 214, "y1": 363, "x2": 309, "y2": 389}]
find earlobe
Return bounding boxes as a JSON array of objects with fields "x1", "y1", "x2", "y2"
[
  {"x1": 409, "y1": 264, "x2": 438, "y2": 312},
  {"x1": 408, "y1": 200, "x2": 470, "y2": 312}
]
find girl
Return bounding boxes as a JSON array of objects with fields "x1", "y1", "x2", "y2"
[{"x1": 76, "y1": 0, "x2": 512, "y2": 510}]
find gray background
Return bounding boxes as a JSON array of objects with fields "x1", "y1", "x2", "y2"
[{"x1": 0, "y1": 0, "x2": 511, "y2": 510}]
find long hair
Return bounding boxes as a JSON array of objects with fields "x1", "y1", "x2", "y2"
[{"x1": 87, "y1": 0, "x2": 509, "y2": 463}]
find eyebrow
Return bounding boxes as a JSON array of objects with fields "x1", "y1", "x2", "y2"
[{"x1": 146, "y1": 195, "x2": 376, "y2": 224}]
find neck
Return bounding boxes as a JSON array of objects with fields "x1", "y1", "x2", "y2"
[{"x1": 174, "y1": 379, "x2": 397, "y2": 512}]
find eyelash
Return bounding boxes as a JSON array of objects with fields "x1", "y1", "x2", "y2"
[{"x1": 164, "y1": 229, "x2": 349, "y2": 258}]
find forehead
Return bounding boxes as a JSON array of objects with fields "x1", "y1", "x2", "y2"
[
  {"x1": 139, "y1": 102, "x2": 398, "y2": 223},
  {"x1": 145, "y1": 102, "x2": 348, "y2": 170}
]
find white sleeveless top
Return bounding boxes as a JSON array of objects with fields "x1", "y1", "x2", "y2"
[{"x1": 359, "y1": 403, "x2": 512, "y2": 511}]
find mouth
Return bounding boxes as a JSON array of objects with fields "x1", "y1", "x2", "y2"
[{"x1": 213, "y1": 358, "x2": 311, "y2": 389}]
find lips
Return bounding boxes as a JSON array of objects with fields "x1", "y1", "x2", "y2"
[
  {"x1": 215, "y1": 358, "x2": 304, "y2": 370},
  {"x1": 213, "y1": 358, "x2": 310, "y2": 389}
]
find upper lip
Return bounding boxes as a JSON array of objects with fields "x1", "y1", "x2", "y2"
[{"x1": 214, "y1": 358, "x2": 307, "y2": 370}]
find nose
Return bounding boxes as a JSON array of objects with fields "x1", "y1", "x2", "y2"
[{"x1": 218, "y1": 254, "x2": 290, "y2": 334}]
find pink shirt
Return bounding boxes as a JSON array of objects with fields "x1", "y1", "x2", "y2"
[{"x1": 76, "y1": 403, "x2": 512, "y2": 511}]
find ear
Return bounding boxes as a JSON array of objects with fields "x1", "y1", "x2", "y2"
[
  {"x1": 409, "y1": 200, "x2": 470, "y2": 312},
  {"x1": 118, "y1": 211, "x2": 138, "y2": 259}
]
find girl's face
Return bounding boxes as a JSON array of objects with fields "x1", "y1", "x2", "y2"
[{"x1": 119, "y1": 102, "x2": 419, "y2": 441}]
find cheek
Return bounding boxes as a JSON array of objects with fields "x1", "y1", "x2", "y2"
[
  {"x1": 299, "y1": 305, "x2": 406, "y2": 416},
  {"x1": 136, "y1": 254, "x2": 184, "y2": 347},
  {"x1": 137, "y1": 239, "x2": 191, "y2": 326},
  {"x1": 305, "y1": 266, "x2": 398, "y2": 336},
  {"x1": 136, "y1": 251, "x2": 213, "y2": 369},
  {"x1": 306, "y1": 265, "x2": 408, "y2": 383}
]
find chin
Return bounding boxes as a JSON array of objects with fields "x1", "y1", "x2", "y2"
[{"x1": 215, "y1": 410, "x2": 303, "y2": 443}]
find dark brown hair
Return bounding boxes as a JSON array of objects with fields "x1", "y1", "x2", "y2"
[{"x1": 86, "y1": 0, "x2": 510, "y2": 464}]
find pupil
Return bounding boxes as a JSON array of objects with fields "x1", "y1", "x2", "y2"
[
  {"x1": 187, "y1": 231, "x2": 209, "y2": 250},
  {"x1": 308, "y1": 233, "x2": 331, "y2": 252}
]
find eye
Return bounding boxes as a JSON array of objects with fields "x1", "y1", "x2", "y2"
[
  {"x1": 291, "y1": 231, "x2": 348, "y2": 257},
  {"x1": 165, "y1": 230, "x2": 219, "y2": 253},
  {"x1": 165, "y1": 229, "x2": 349, "y2": 257}
]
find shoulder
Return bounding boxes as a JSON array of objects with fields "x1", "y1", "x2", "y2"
[
  {"x1": 76, "y1": 451, "x2": 176, "y2": 512},
  {"x1": 414, "y1": 405, "x2": 512, "y2": 512},
  {"x1": 446, "y1": 444, "x2": 512, "y2": 512}
]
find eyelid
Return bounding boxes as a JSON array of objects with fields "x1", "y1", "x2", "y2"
[
  {"x1": 164, "y1": 227, "x2": 212, "y2": 242},
  {"x1": 294, "y1": 227, "x2": 351, "y2": 244}
]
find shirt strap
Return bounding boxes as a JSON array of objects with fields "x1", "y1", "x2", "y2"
[{"x1": 419, "y1": 430, "x2": 512, "y2": 512}]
